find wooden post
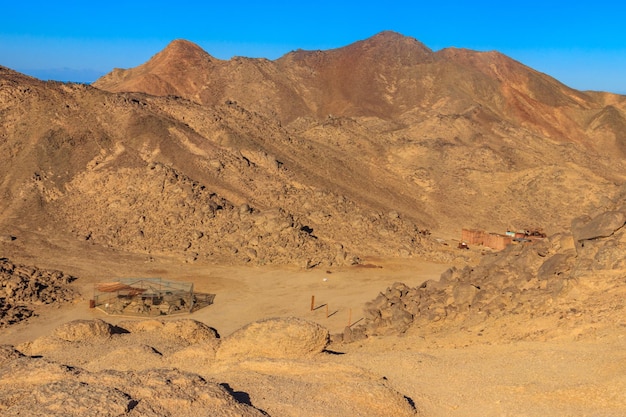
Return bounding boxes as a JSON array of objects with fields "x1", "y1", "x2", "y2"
[
  {"x1": 325, "y1": 304, "x2": 329, "y2": 318},
  {"x1": 310, "y1": 295, "x2": 315, "y2": 311},
  {"x1": 348, "y1": 308, "x2": 352, "y2": 327}
]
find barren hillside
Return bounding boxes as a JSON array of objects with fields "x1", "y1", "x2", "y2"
[
  {"x1": 3, "y1": 32, "x2": 626, "y2": 269},
  {"x1": 94, "y1": 31, "x2": 626, "y2": 236}
]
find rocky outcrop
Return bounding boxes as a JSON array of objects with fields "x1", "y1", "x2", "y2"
[
  {"x1": 344, "y1": 205, "x2": 626, "y2": 342},
  {"x1": 0, "y1": 258, "x2": 76, "y2": 328},
  {"x1": 0, "y1": 358, "x2": 266, "y2": 417},
  {"x1": 571, "y1": 211, "x2": 626, "y2": 242},
  {"x1": 216, "y1": 317, "x2": 329, "y2": 360},
  {"x1": 7, "y1": 317, "x2": 417, "y2": 417}
]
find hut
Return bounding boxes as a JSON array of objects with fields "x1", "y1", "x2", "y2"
[
  {"x1": 93, "y1": 278, "x2": 196, "y2": 316},
  {"x1": 483, "y1": 233, "x2": 513, "y2": 251},
  {"x1": 461, "y1": 228, "x2": 513, "y2": 251},
  {"x1": 461, "y1": 228, "x2": 485, "y2": 245}
]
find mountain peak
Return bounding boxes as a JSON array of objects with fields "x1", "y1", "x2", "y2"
[
  {"x1": 153, "y1": 39, "x2": 216, "y2": 64},
  {"x1": 370, "y1": 30, "x2": 414, "y2": 41},
  {"x1": 92, "y1": 38, "x2": 216, "y2": 96},
  {"x1": 352, "y1": 30, "x2": 433, "y2": 56},
  {"x1": 162, "y1": 39, "x2": 207, "y2": 55}
]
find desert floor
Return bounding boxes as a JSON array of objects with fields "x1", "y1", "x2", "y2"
[{"x1": 2, "y1": 235, "x2": 626, "y2": 417}]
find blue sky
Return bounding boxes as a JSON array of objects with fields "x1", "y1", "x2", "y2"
[{"x1": 2, "y1": 1, "x2": 625, "y2": 93}]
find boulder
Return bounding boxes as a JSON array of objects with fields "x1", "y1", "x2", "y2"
[
  {"x1": 53, "y1": 319, "x2": 115, "y2": 342},
  {"x1": 537, "y1": 253, "x2": 575, "y2": 280},
  {"x1": 452, "y1": 283, "x2": 479, "y2": 309},
  {"x1": 161, "y1": 319, "x2": 219, "y2": 343},
  {"x1": 216, "y1": 317, "x2": 329, "y2": 360},
  {"x1": 571, "y1": 211, "x2": 626, "y2": 242}
]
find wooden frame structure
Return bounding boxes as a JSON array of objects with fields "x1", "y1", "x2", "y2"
[{"x1": 94, "y1": 278, "x2": 195, "y2": 316}]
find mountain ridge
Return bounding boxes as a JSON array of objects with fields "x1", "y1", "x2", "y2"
[
  {"x1": 2, "y1": 32, "x2": 626, "y2": 266},
  {"x1": 93, "y1": 32, "x2": 626, "y2": 150}
]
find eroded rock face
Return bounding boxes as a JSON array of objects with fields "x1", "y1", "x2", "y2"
[
  {"x1": 216, "y1": 317, "x2": 329, "y2": 360},
  {"x1": 0, "y1": 258, "x2": 77, "y2": 328}
]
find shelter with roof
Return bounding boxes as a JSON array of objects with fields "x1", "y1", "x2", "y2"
[{"x1": 93, "y1": 278, "x2": 208, "y2": 316}]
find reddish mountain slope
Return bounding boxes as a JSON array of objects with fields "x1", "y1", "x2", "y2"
[{"x1": 94, "y1": 32, "x2": 626, "y2": 157}]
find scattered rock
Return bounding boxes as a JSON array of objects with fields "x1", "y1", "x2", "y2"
[{"x1": 0, "y1": 258, "x2": 77, "y2": 328}]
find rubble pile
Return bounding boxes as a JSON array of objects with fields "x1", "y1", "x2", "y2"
[
  {"x1": 0, "y1": 258, "x2": 76, "y2": 327},
  {"x1": 344, "y1": 204, "x2": 626, "y2": 342}
]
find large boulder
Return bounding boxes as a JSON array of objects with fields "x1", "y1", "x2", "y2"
[
  {"x1": 216, "y1": 317, "x2": 329, "y2": 360},
  {"x1": 117, "y1": 319, "x2": 219, "y2": 343},
  {"x1": 571, "y1": 211, "x2": 626, "y2": 242},
  {"x1": 53, "y1": 319, "x2": 115, "y2": 342}
]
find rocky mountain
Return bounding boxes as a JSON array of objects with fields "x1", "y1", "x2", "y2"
[
  {"x1": 0, "y1": 66, "x2": 429, "y2": 267},
  {"x1": 2, "y1": 31, "x2": 626, "y2": 267},
  {"x1": 95, "y1": 31, "x2": 626, "y2": 156},
  {"x1": 93, "y1": 31, "x2": 626, "y2": 232}
]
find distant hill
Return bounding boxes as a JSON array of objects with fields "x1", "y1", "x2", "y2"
[{"x1": 1, "y1": 31, "x2": 626, "y2": 265}]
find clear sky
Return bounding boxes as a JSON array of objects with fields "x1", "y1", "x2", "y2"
[{"x1": 2, "y1": 1, "x2": 625, "y2": 93}]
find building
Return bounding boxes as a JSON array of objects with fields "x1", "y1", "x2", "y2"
[{"x1": 461, "y1": 228, "x2": 515, "y2": 251}]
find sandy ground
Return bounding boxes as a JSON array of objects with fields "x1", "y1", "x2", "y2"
[
  {"x1": 2, "y1": 251, "x2": 450, "y2": 344},
  {"x1": 336, "y1": 335, "x2": 626, "y2": 416},
  {"x1": 2, "y1": 236, "x2": 626, "y2": 416}
]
